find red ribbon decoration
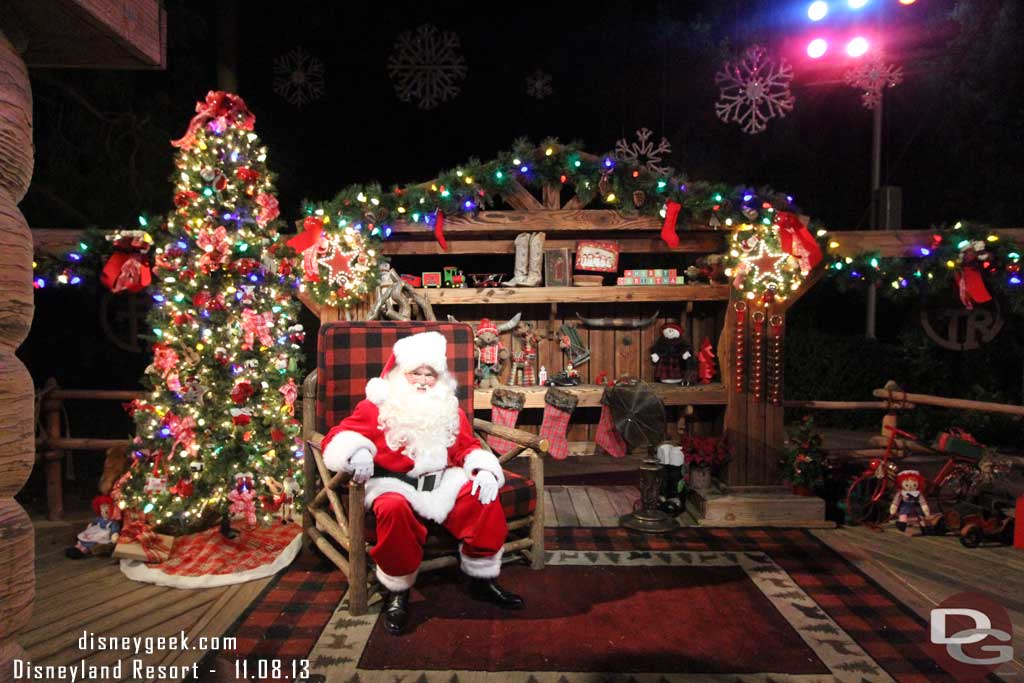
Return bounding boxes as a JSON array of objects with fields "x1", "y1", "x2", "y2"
[
  {"x1": 434, "y1": 210, "x2": 448, "y2": 251},
  {"x1": 119, "y1": 513, "x2": 172, "y2": 563},
  {"x1": 661, "y1": 200, "x2": 682, "y2": 249},
  {"x1": 171, "y1": 91, "x2": 255, "y2": 150},
  {"x1": 775, "y1": 211, "x2": 822, "y2": 274},
  {"x1": 698, "y1": 336, "x2": 717, "y2": 384},
  {"x1": 100, "y1": 253, "x2": 152, "y2": 293},
  {"x1": 955, "y1": 267, "x2": 992, "y2": 310},
  {"x1": 287, "y1": 216, "x2": 324, "y2": 253}
]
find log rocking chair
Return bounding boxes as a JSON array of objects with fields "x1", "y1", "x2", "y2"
[{"x1": 301, "y1": 320, "x2": 548, "y2": 615}]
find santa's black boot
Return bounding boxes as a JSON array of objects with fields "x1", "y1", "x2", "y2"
[
  {"x1": 383, "y1": 590, "x2": 410, "y2": 635},
  {"x1": 469, "y1": 578, "x2": 524, "y2": 609}
]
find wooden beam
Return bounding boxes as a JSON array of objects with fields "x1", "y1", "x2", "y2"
[
  {"x1": 783, "y1": 399, "x2": 913, "y2": 410},
  {"x1": 381, "y1": 233, "x2": 725, "y2": 256},
  {"x1": 872, "y1": 387, "x2": 1024, "y2": 417},
  {"x1": 829, "y1": 228, "x2": 1024, "y2": 258},
  {"x1": 389, "y1": 210, "x2": 706, "y2": 234},
  {"x1": 542, "y1": 183, "x2": 561, "y2": 210},
  {"x1": 419, "y1": 284, "x2": 729, "y2": 305},
  {"x1": 473, "y1": 383, "x2": 726, "y2": 409},
  {"x1": 499, "y1": 180, "x2": 545, "y2": 211}
]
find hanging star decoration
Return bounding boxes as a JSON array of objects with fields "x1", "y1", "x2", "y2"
[
  {"x1": 725, "y1": 219, "x2": 811, "y2": 304},
  {"x1": 300, "y1": 225, "x2": 378, "y2": 307},
  {"x1": 844, "y1": 57, "x2": 903, "y2": 109}
]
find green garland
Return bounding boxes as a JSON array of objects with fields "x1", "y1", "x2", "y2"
[
  {"x1": 824, "y1": 221, "x2": 1024, "y2": 314},
  {"x1": 301, "y1": 137, "x2": 806, "y2": 306}
]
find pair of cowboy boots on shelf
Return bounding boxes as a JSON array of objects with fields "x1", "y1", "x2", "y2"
[{"x1": 503, "y1": 232, "x2": 545, "y2": 287}]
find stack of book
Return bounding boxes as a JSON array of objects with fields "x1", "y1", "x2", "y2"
[{"x1": 617, "y1": 269, "x2": 684, "y2": 285}]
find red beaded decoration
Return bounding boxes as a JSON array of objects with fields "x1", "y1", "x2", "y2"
[
  {"x1": 750, "y1": 310, "x2": 765, "y2": 401},
  {"x1": 767, "y1": 314, "x2": 784, "y2": 406},
  {"x1": 733, "y1": 301, "x2": 747, "y2": 393}
]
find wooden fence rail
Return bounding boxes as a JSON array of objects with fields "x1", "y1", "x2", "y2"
[{"x1": 36, "y1": 379, "x2": 142, "y2": 520}]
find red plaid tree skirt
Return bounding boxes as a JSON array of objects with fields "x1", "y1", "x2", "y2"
[
  {"x1": 594, "y1": 403, "x2": 627, "y2": 458},
  {"x1": 487, "y1": 404, "x2": 522, "y2": 455},
  {"x1": 120, "y1": 523, "x2": 302, "y2": 588}
]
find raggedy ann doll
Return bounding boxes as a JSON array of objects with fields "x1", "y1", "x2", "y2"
[
  {"x1": 889, "y1": 469, "x2": 930, "y2": 533},
  {"x1": 66, "y1": 495, "x2": 121, "y2": 559}
]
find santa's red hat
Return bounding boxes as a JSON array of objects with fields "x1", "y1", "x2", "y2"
[{"x1": 366, "y1": 331, "x2": 449, "y2": 405}]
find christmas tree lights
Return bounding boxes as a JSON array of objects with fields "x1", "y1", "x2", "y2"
[{"x1": 118, "y1": 92, "x2": 305, "y2": 532}]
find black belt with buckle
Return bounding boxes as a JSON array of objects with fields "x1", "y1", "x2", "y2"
[{"x1": 373, "y1": 468, "x2": 441, "y2": 492}]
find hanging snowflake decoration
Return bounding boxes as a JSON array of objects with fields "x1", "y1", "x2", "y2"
[
  {"x1": 525, "y1": 69, "x2": 553, "y2": 100},
  {"x1": 614, "y1": 128, "x2": 672, "y2": 174},
  {"x1": 844, "y1": 57, "x2": 903, "y2": 109},
  {"x1": 387, "y1": 24, "x2": 468, "y2": 110},
  {"x1": 272, "y1": 48, "x2": 326, "y2": 107},
  {"x1": 715, "y1": 45, "x2": 795, "y2": 135}
]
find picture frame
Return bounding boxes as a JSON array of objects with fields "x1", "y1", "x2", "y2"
[
  {"x1": 574, "y1": 240, "x2": 620, "y2": 273},
  {"x1": 543, "y1": 248, "x2": 572, "y2": 287}
]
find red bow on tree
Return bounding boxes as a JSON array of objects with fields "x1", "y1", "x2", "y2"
[{"x1": 171, "y1": 91, "x2": 255, "y2": 150}]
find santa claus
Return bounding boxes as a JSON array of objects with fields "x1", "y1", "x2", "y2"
[{"x1": 322, "y1": 331, "x2": 524, "y2": 635}]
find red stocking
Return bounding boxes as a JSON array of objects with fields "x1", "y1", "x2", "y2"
[
  {"x1": 434, "y1": 210, "x2": 448, "y2": 251},
  {"x1": 487, "y1": 389, "x2": 526, "y2": 456},
  {"x1": 595, "y1": 402, "x2": 627, "y2": 458},
  {"x1": 661, "y1": 200, "x2": 681, "y2": 249},
  {"x1": 539, "y1": 388, "x2": 578, "y2": 460}
]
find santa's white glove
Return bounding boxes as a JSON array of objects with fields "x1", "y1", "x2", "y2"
[
  {"x1": 650, "y1": 353, "x2": 660, "y2": 363},
  {"x1": 471, "y1": 470, "x2": 500, "y2": 505},
  {"x1": 347, "y1": 448, "x2": 374, "y2": 484}
]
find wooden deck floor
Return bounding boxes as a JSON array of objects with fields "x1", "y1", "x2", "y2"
[
  {"x1": 21, "y1": 510, "x2": 271, "y2": 676},
  {"x1": 18, "y1": 487, "x2": 1024, "y2": 680}
]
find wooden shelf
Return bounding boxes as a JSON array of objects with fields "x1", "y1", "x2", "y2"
[
  {"x1": 381, "y1": 233, "x2": 725, "y2": 256},
  {"x1": 473, "y1": 383, "x2": 727, "y2": 409},
  {"x1": 418, "y1": 284, "x2": 730, "y2": 305}
]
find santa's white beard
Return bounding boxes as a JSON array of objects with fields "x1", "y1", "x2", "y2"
[{"x1": 377, "y1": 371, "x2": 460, "y2": 469}]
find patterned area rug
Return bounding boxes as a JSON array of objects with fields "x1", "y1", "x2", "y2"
[{"x1": 214, "y1": 528, "x2": 1006, "y2": 683}]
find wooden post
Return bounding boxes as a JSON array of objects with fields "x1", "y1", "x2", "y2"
[
  {"x1": 43, "y1": 395, "x2": 64, "y2": 520},
  {"x1": 0, "y1": 27, "x2": 36, "y2": 681}
]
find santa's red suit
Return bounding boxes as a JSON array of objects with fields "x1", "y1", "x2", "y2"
[{"x1": 321, "y1": 332, "x2": 508, "y2": 593}]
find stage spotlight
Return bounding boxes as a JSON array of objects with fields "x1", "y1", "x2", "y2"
[
  {"x1": 807, "y1": 1, "x2": 828, "y2": 21},
  {"x1": 806, "y1": 38, "x2": 829, "y2": 59},
  {"x1": 899, "y1": 0, "x2": 916, "y2": 4},
  {"x1": 848, "y1": 0, "x2": 869, "y2": 7},
  {"x1": 846, "y1": 36, "x2": 869, "y2": 57}
]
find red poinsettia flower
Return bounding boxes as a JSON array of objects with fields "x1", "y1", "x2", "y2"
[
  {"x1": 235, "y1": 167, "x2": 260, "y2": 183},
  {"x1": 174, "y1": 190, "x2": 198, "y2": 208}
]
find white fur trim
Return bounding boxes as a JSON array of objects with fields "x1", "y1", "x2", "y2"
[
  {"x1": 375, "y1": 565, "x2": 418, "y2": 592},
  {"x1": 363, "y1": 467, "x2": 470, "y2": 524},
  {"x1": 406, "y1": 447, "x2": 450, "y2": 479},
  {"x1": 365, "y1": 377, "x2": 389, "y2": 405},
  {"x1": 459, "y1": 545, "x2": 503, "y2": 578},
  {"x1": 463, "y1": 449, "x2": 505, "y2": 489},
  {"x1": 393, "y1": 331, "x2": 448, "y2": 373},
  {"x1": 322, "y1": 431, "x2": 376, "y2": 472}
]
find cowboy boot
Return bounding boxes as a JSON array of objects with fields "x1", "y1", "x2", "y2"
[
  {"x1": 521, "y1": 232, "x2": 545, "y2": 286},
  {"x1": 502, "y1": 233, "x2": 530, "y2": 287}
]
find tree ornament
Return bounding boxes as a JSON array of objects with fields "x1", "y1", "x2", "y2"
[
  {"x1": 525, "y1": 68, "x2": 553, "y2": 100},
  {"x1": 598, "y1": 172, "x2": 612, "y2": 198},
  {"x1": 387, "y1": 24, "x2": 467, "y2": 110},
  {"x1": 272, "y1": 47, "x2": 326, "y2": 107},
  {"x1": 844, "y1": 57, "x2": 903, "y2": 110},
  {"x1": 750, "y1": 310, "x2": 765, "y2": 402},
  {"x1": 715, "y1": 45, "x2": 795, "y2": 135},
  {"x1": 733, "y1": 301, "x2": 747, "y2": 393},
  {"x1": 632, "y1": 190, "x2": 646, "y2": 208},
  {"x1": 614, "y1": 127, "x2": 672, "y2": 174},
  {"x1": 766, "y1": 314, "x2": 784, "y2": 406}
]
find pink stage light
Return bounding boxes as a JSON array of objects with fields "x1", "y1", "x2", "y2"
[
  {"x1": 806, "y1": 38, "x2": 829, "y2": 59},
  {"x1": 846, "y1": 36, "x2": 869, "y2": 57}
]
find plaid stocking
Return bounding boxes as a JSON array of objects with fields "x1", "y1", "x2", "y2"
[
  {"x1": 594, "y1": 399, "x2": 627, "y2": 458},
  {"x1": 539, "y1": 388, "x2": 578, "y2": 460},
  {"x1": 487, "y1": 388, "x2": 526, "y2": 455}
]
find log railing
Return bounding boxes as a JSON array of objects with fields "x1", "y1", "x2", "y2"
[{"x1": 36, "y1": 378, "x2": 142, "y2": 520}]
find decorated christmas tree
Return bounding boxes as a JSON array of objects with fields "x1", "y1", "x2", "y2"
[{"x1": 119, "y1": 92, "x2": 305, "y2": 532}]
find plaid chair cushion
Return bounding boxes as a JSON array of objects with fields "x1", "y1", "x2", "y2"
[
  {"x1": 317, "y1": 321, "x2": 476, "y2": 435},
  {"x1": 364, "y1": 471, "x2": 536, "y2": 542}
]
